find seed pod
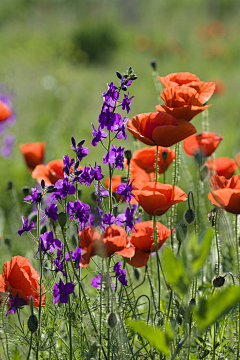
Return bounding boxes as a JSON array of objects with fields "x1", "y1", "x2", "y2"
[
  {"x1": 150, "y1": 60, "x2": 157, "y2": 71},
  {"x1": 184, "y1": 209, "x2": 196, "y2": 225},
  {"x1": 58, "y1": 212, "x2": 67, "y2": 229},
  {"x1": 124, "y1": 150, "x2": 132, "y2": 165},
  {"x1": 22, "y1": 186, "x2": 30, "y2": 196},
  {"x1": 212, "y1": 275, "x2": 225, "y2": 288},
  {"x1": 162, "y1": 150, "x2": 168, "y2": 161},
  {"x1": 176, "y1": 224, "x2": 187, "y2": 243},
  {"x1": 107, "y1": 313, "x2": 118, "y2": 328},
  {"x1": 28, "y1": 314, "x2": 39, "y2": 333}
]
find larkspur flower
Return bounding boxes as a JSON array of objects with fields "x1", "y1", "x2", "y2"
[
  {"x1": 90, "y1": 163, "x2": 104, "y2": 181},
  {"x1": 63, "y1": 155, "x2": 74, "y2": 175},
  {"x1": 75, "y1": 140, "x2": 89, "y2": 162},
  {"x1": 121, "y1": 93, "x2": 135, "y2": 114},
  {"x1": 102, "y1": 82, "x2": 119, "y2": 104},
  {"x1": 103, "y1": 214, "x2": 115, "y2": 226},
  {"x1": 17, "y1": 216, "x2": 34, "y2": 236},
  {"x1": 52, "y1": 247, "x2": 67, "y2": 277},
  {"x1": 24, "y1": 187, "x2": 42, "y2": 204},
  {"x1": 37, "y1": 232, "x2": 61, "y2": 255},
  {"x1": 53, "y1": 278, "x2": 74, "y2": 304},
  {"x1": 94, "y1": 183, "x2": 109, "y2": 203},
  {"x1": 103, "y1": 145, "x2": 124, "y2": 170},
  {"x1": 52, "y1": 178, "x2": 76, "y2": 200},
  {"x1": 45, "y1": 203, "x2": 58, "y2": 221},
  {"x1": 6, "y1": 293, "x2": 27, "y2": 316},
  {"x1": 91, "y1": 273, "x2": 115, "y2": 290},
  {"x1": 113, "y1": 262, "x2": 128, "y2": 286},
  {"x1": 116, "y1": 179, "x2": 135, "y2": 202},
  {"x1": 66, "y1": 247, "x2": 82, "y2": 269},
  {"x1": 116, "y1": 207, "x2": 136, "y2": 232},
  {"x1": 113, "y1": 262, "x2": 122, "y2": 277},
  {"x1": 67, "y1": 200, "x2": 91, "y2": 225},
  {"x1": 113, "y1": 116, "x2": 128, "y2": 140},
  {"x1": 91, "y1": 123, "x2": 107, "y2": 146}
]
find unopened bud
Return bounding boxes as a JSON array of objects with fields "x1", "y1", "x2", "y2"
[
  {"x1": 162, "y1": 150, "x2": 168, "y2": 162},
  {"x1": 130, "y1": 75, "x2": 137, "y2": 80},
  {"x1": 71, "y1": 234, "x2": 77, "y2": 247},
  {"x1": 121, "y1": 176, "x2": 128, "y2": 183},
  {"x1": 28, "y1": 314, "x2": 38, "y2": 333},
  {"x1": 47, "y1": 185, "x2": 57, "y2": 193},
  {"x1": 7, "y1": 181, "x2": 13, "y2": 191},
  {"x1": 212, "y1": 275, "x2": 225, "y2": 288},
  {"x1": 22, "y1": 186, "x2": 30, "y2": 196},
  {"x1": 150, "y1": 60, "x2": 157, "y2": 71},
  {"x1": 113, "y1": 206, "x2": 118, "y2": 217},
  {"x1": 133, "y1": 268, "x2": 140, "y2": 281},
  {"x1": 128, "y1": 66, "x2": 133, "y2": 73},
  {"x1": 107, "y1": 312, "x2": 119, "y2": 329},
  {"x1": 176, "y1": 224, "x2": 187, "y2": 243},
  {"x1": 124, "y1": 150, "x2": 132, "y2": 166},
  {"x1": 189, "y1": 298, "x2": 196, "y2": 310},
  {"x1": 200, "y1": 164, "x2": 209, "y2": 182},
  {"x1": 58, "y1": 212, "x2": 67, "y2": 229},
  {"x1": 4, "y1": 236, "x2": 11, "y2": 248},
  {"x1": 116, "y1": 71, "x2": 122, "y2": 79},
  {"x1": 41, "y1": 179, "x2": 45, "y2": 190},
  {"x1": 71, "y1": 136, "x2": 76, "y2": 149},
  {"x1": 184, "y1": 209, "x2": 196, "y2": 225},
  {"x1": 194, "y1": 151, "x2": 202, "y2": 166},
  {"x1": 121, "y1": 85, "x2": 127, "y2": 91}
]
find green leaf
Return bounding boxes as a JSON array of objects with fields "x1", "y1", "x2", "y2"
[
  {"x1": 194, "y1": 286, "x2": 240, "y2": 330},
  {"x1": 192, "y1": 229, "x2": 213, "y2": 273},
  {"x1": 127, "y1": 320, "x2": 169, "y2": 356},
  {"x1": 163, "y1": 247, "x2": 190, "y2": 295}
]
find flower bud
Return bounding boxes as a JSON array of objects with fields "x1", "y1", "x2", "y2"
[
  {"x1": 128, "y1": 66, "x2": 133, "y2": 73},
  {"x1": 133, "y1": 267, "x2": 140, "y2": 281},
  {"x1": 58, "y1": 212, "x2": 67, "y2": 229},
  {"x1": 75, "y1": 160, "x2": 80, "y2": 170},
  {"x1": 162, "y1": 150, "x2": 168, "y2": 162},
  {"x1": 7, "y1": 181, "x2": 13, "y2": 191},
  {"x1": 28, "y1": 314, "x2": 39, "y2": 333},
  {"x1": 194, "y1": 151, "x2": 202, "y2": 166},
  {"x1": 189, "y1": 298, "x2": 196, "y2": 310},
  {"x1": 4, "y1": 236, "x2": 11, "y2": 248},
  {"x1": 29, "y1": 212, "x2": 37, "y2": 224},
  {"x1": 71, "y1": 234, "x2": 77, "y2": 247},
  {"x1": 71, "y1": 136, "x2": 76, "y2": 149},
  {"x1": 150, "y1": 60, "x2": 157, "y2": 71},
  {"x1": 116, "y1": 71, "x2": 122, "y2": 80},
  {"x1": 121, "y1": 85, "x2": 127, "y2": 91},
  {"x1": 212, "y1": 275, "x2": 225, "y2": 288},
  {"x1": 40, "y1": 179, "x2": 45, "y2": 190},
  {"x1": 47, "y1": 185, "x2": 57, "y2": 193},
  {"x1": 176, "y1": 224, "x2": 187, "y2": 243},
  {"x1": 200, "y1": 164, "x2": 209, "y2": 182},
  {"x1": 113, "y1": 206, "x2": 118, "y2": 217},
  {"x1": 124, "y1": 150, "x2": 132, "y2": 166},
  {"x1": 184, "y1": 209, "x2": 196, "y2": 225},
  {"x1": 107, "y1": 312, "x2": 118, "y2": 329},
  {"x1": 130, "y1": 75, "x2": 138, "y2": 80},
  {"x1": 22, "y1": 186, "x2": 30, "y2": 196}
]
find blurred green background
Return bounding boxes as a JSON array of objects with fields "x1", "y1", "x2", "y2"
[{"x1": 1, "y1": 0, "x2": 240, "y2": 259}]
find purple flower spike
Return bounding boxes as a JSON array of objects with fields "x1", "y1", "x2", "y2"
[
  {"x1": 102, "y1": 82, "x2": 119, "y2": 104},
  {"x1": 45, "y1": 203, "x2": 58, "y2": 221},
  {"x1": 121, "y1": 93, "x2": 135, "y2": 114},
  {"x1": 24, "y1": 187, "x2": 42, "y2": 204},
  {"x1": 116, "y1": 207, "x2": 135, "y2": 232},
  {"x1": 53, "y1": 278, "x2": 75, "y2": 304},
  {"x1": 63, "y1": 155, "x2": 74, "y2": 175},
  {"x1": 113, "y1": 262, "x2": 122, "y2": 277},
  {"x1": 52, "y1": 178, "x2": 76, "y2": 200},
  {"x1": 103, "y1": 214, "x2": 115, "y2": 226},
  {"x1": 91, "y1": 123, "x2": 108, "y2": 147},
  {"x1": 118, "y1": 269, "x2": 128, "y2": 286},
  {"x1": 17, "y1": 216, "x2": 34, "y2": 236},
  {"x1": 76, "y1": 143, "x2": 89, "y2": 162},
  {"x1": 6, "y1": 293, "x2": 26, "y2": 316},
  {"x1": 38, "y1": 231, "x2": 61, "y2": 255},
  {"x1": 116, "y1": 179, "x2": 135, "y2": 202},
  {"x1": 103, "y1": 145, "x2": 124, "y2": 170},
  {"x1": 91, "y1": 273, "x2": 115, "y2": 290},
  {"x1": 66, "y1": 247, "x2": 82, "y2": 269}
]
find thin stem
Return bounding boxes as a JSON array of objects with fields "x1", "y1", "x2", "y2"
[
  {"x1": 26, "y1": 333, "x2": 33, "y2": 360},
  {"x1": 155, "y1": 145, "x2": 159, "y2": 182},
  {"x1": 36, "y1": 203, "x2": 43, "y2": 360},
  {"x1": 153, "y1": 215, "x2": 161, "y2": 310},
  {"x1": 166, "y1": 289, "x2": 173, "y2": 322},
  {"x1": 236, "y1": 214, "x2": 240, "y2": 360},
  {"x1": 2, "y1": 295, "x2": 10, "y2": 360},
  {"x1": 215, "y1": 211, "x2": 220, "y2": 275},
  {"x1": 69, "y1": 298, "x2": 72, "y2": 360},
  {"x1": 187, "y1": 313, "x2": 192, "y2": 360}
]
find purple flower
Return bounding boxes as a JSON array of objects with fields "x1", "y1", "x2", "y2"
[
  {"x1": 66, "y1": 247, "x2": 82, "y2": 269},
  {"x1": 53, "y1": 279, "x2": 75, "y2": 304},
  {"x1": 90, "y1": 163, "x2": 104, "y2": 181},
  {"x1": 52, "y1": 178, "x2": 76, "y2": 200},
  {"x1": 78, "y1": 166, "x2": 94, "y2": 186},
  {"x1": 103, "y1": 145, "x2": 124, "y2": 170},
  {"x1": 116, "y1": 207, "x2": 135, "y2": 232},
  {"x1": 63, "y1": 155, "x2": 74, "y2": 175},
  {"x1": 119, "y1": 76, "x2": 132, "y2": 87},
  {"x1": 92, "y1": 207, "x2": 106, "y2": 231},
  {"x1": 91, "y1": 273, "x2": 115, "y2": 290},
  {"x1": 94, "y1": 183, "x2": 109, "y2": 203},
  {"x1": 113, "y1": 263, "x2": 128, "y2": 286},
  {"x1": 113, "y1": 262, "x2": 122, "y2": 277},
  {"x1": 75, "y1": 140, "x2": 89, "y2": 162},
  {"x1": 24, "y1": 187, "x2": 42, "y2": 204},
  {"x1": 17, "y1": 216, "x2": 34, "y2": 236},
  {"x1": 91, "y1": 123, "x2": 107, "y2": 146},
  {"x1": 38, "y1": 232, "x2": 61, "y2": 255},
  {"x1": 121, "y1": 93, "x2": 135, "y2": 114},
  {"x1": 102, "y1": 82, "x2": 119, "y2": 104},
  {"x1": 67, "y1": 200, "x2": 91, "y2": 225},
  {"x1": 112, "y1": 116, "x2": 128, "y2": 140},
  {"x1": 52, "y1": 248, "x2": 67, "y2": 277},
  {"x1": 6, "y1": 294, "x2": 26, "y2": 316},
  {"x1": 1, "y1": 134, "x2": 15, "y2": 158},
  {"x1": 45, "y1": 203, "x2": 58, "y2": 221},
  {"x1": 103, "y1": 214, "x2": 115, "y2": 226},
  {"x1": 116, "y1": 179, "x2": 135, "y2": 202}
]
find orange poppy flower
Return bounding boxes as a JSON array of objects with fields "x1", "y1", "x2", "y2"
[
  {"x1": 235, "y1": 153, "x2": 240, "y2": 168},
  {"x1": 126, "y1": 146, "x2": 175, "y2": 174},
  {"x1": 156, "y1": 86, "x2": 212, "y2": 122},
  {"x1": 79, "y1": 225, "x2": 135, "y2": 267},
  {"x1": 32, "y1": 159, "x2": 65, "y2": 185},
  {"x1": 158, "y1": 72, "x2": 215, "y2": 105},
  {"x1": 0, "y1": 100, "x2": 12, "y2": 122},
  {"x1": 0, "y1": 256, "x2": 45, "y2": 307},
  {"x1": 206, "y1": 158, "x2": 238, "y2": 179},
  {"x1": 132, "y1": 182, "x2": 187, "y2": 216},
  {"x1": 19, "y1": 142, "x2": 46, "y2": 170},
  {"x1": 183, "y1": 132, "x2": 223, "y2": 158},
  {"x1": 208, "y1": 175, "x2": 240, "y2": 214},
  {"x1": 127, "y1": 221, "x2": 171, "y2": 268},
  {"x1": 127, "y1": 112, "x2": 196, "y2": 147}
]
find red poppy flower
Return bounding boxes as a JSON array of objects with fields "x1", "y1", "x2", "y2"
[
  {"x1": 19, "y1": 142, "x2": 46, "y2": 170},
  {"x1": 183, "y1": 132, "x2": 223, "y2": 158},
  {"x1": 206, "y1": 158, "x2": 238, "y2": 179},
  {"x1": 0, "y1": 256, "x2": 45, "y2": 307},
  {"x1": 156, "y1": 86, "x2": 212, "y2": 122},
  {"x1": 127, "y1": 221, "x2": 172, "y2": 268},
  {"x1": 0, "y1": 100, "x2": 12, "y2": 122},
  {"x1": 125, "y1": 146, "x2": 175, "y2": 174},
  {"x1": 158, "y1": 72, "x2": 215, "y2": 105},
  {"x1": 127, "y1": 112, "x2": 196, "y2": 147},
  {"x1": 132, "y1": 182, "x2": 187, "y2": 216},
  {"x1": 208, "y1": 175, "x2": 240, "y2": 214},
  {"x1": 79, "y1": 225, "x2": 135, "y2": 267}
]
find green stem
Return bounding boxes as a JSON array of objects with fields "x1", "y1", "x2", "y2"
[
  {"x1": 187, "y1": 313, "x2": 192, "y2": 360},
  {"x1": 153, "y1": 215, "x2": 161, "y2": 310},
  {"x1": 26, "y1": 333, "x2": 33, "y2": 360},
  {"x1": 236, "y1": 214, "x2": 240, "y2": 360},
  {"x1": 2, "y1": 295, "x2": 10, "y2": 360},
  {"x1": 215, "y1": 211, "x2": 220, "y2": 276},
  {"x1": 155, "y1": 145, "x2": 159, "y2": 182},
  {"x1": 69, "y1": 298, "x2": 72, "y2": 360},
  {"x1": 36, "y1": 203, "x2": 43, "y2": 360},
  {"x1": 99, "y1": 259, "x2": 104, "y2": 360}
]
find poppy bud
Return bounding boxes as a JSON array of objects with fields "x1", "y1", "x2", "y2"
[
  {"x1": 124, "y1": 149, "x2": 132, "y2": 163},
  {"x1": 194, "y1": 151, "x2": 202, "y2": 166},
  {"x1": 91, "y1": 192, "x2": 97, "y2": 202},
  {"x1": 200, "y1": 164, "x2": 209, "y2": 182},
  {"x1": 162, "y1": 150, "x2": 168, "y2": 162},
  {"x1": 107, "y1": 312, "x2": 118, "y2": 329},
  {"x1": 176, "y1": 224, "x2": 187, "y2": 243},
  {"x1": 116, "y1": 71, "x2": 122, "y2": 80},
  {"x1": 189, "y1": 298, "x2": 196, "y2": 310},
  {"x1": 150, "y1": 60, "x2": 157, "y2": 71},
  {"x1": 22, "y1": 186, "x2": 30, "y2": 196},
  {"x1": 212, "y1": 275, "x2": 225, "y2": 288},
  {"x1": 71, "y1": 136, "x2": 76, "y2": 149},
  {"x1": 133, "y1": 267, "x2": 140, "y2": 281},
  {"x1": 121, "y1": 85, "x2": 127, "y2": 91},
  {"x1": 184, "y1": 209, "x2": 196, "y2": 225},
  {"x1": 7, "y1": 181, "x2": 13, "y2": 191},
  {"x1": 71, "y1": 234, "x2": 77, "y2": 247},
  {"x1": 28, "y1": 314, "x2": 39, "y2": 333},
  {"x1": 41, "y1": 179, "x2": 45, "y2": 190},
  {"x1": 4, "y1": 236, "x2": 11, "y2": 248},
  {"x1": 58, "y1": 212, "x2": 67, "y2": 229}
]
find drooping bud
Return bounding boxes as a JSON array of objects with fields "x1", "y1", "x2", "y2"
[
  {"x1": 116, "y1": 71, "x2": 122, "y2": 80},
  {"x1": 133, "y1": 267, "x2": 140, "y2": 281},
  {"x1": 107, "y1": 312, "x2": 119, "y2": 329},
  {"x1": 212, "y1": 275, "x2": 225, "y2": 288},
  {"x1": 176, "y1": 224, "x2": 187, "y2": 243},
  {"x1": 194, "y1": 151, "x2": 202, "y2": 166},
  {"x1": 22, "y1": 186, "x2": 30, "y2": 197},
  {"x1": 184, "y1": 209, "x2": 196, "y2": 225},
  {"x1": 121, "y1": 85, "x2": 127, "y2": 91},
  {"x1": 150, "y1": 60, "x2": 157, "y2": 71},
  {"x1": 41, "y1": 179, "x2": 45, "y2": 190},
  {"x1": 162, "y1": 150, "x2": 168, "y2": 162},
  {"x1": 58, "y1": 212, "x2": 67, "y2": 229},
  {"x1": 28, "y1": 314, "x2": 39, "y2": 333},
  {"x1": 124, "y1": 150, "x2": 132, "y2": 166}
]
